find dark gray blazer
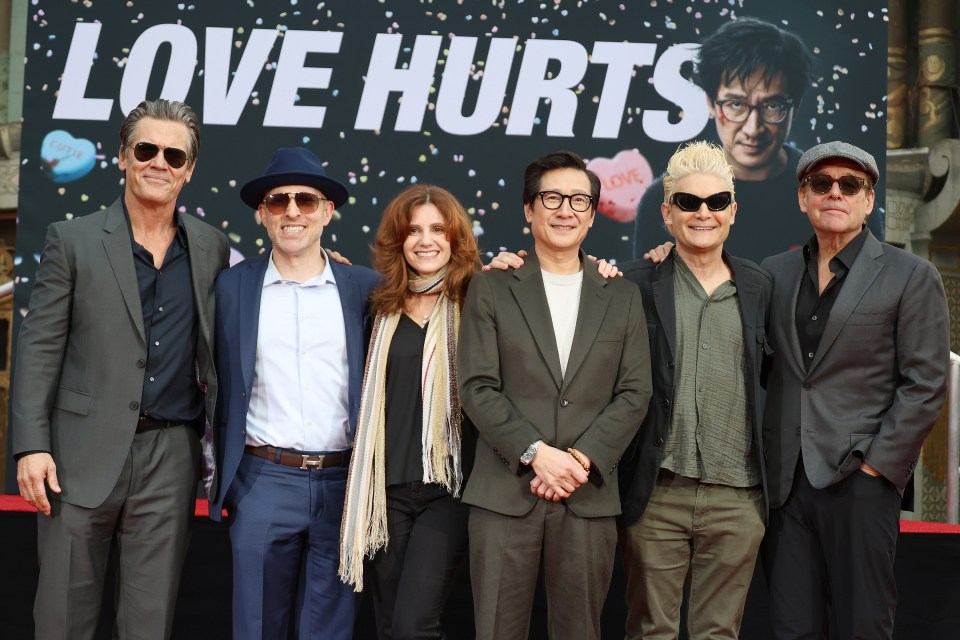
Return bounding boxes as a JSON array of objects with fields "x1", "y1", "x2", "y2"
[
  {"x1": 458, "y1": 251, "x2": 653, "y2": 519},
  {"x1": 761, "y1": 231, "x2": 949, "y2": 509},
  {"x1": 12, "y1": 198, "x2": 230, "y2": 508},
  {"x1": 617, "y1": 252, "x2": 773, "y2": 526}
]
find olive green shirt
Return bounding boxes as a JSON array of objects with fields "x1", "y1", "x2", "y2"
[{"x1": 661, "y1": 255, "x2": 760, "y2": 487}]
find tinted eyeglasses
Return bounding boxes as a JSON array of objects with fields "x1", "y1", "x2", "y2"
[
  {"x1": 670, "y1": 191, "x2": 733, "y2": 212},
  {"x1": 133, "y1": 142, "x2": 189, "y2": 169},
  {"x1": 262, "y1": 191, "x2": 329, "y2": 215},
  {"x1": 537, "y1": 191, "x2": 595, "y2": 213},
  {"x1": 802, "y1": 174, "x2": 872, "y2": 196}
]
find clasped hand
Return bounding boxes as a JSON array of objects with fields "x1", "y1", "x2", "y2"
[{"x1": 529, "y1": 444, "x2": 589, "y2": 502}]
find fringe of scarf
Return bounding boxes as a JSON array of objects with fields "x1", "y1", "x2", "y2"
[{"x1": 339, "y1": 266, "x2": 462, "y2": 592}]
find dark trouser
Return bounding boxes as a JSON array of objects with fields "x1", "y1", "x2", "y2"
[
  {"x1": 227, "y1": 452, "x2": 356, "y2": 640},
  {"x1": 469, "y1": 501, "x2": 617, "y2": 640},
  {"x1": 764, "y1": 461, "x2": 901, "y2": 640},
  {"x1": 367, "y1": 481, "x2": 469, "y2": 640},
  {"x1": 35, "y1": 424, "x2": 201, "y2": 640}
]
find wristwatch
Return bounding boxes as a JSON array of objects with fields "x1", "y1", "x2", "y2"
[{"x1": 520, "y1": 440, "x2": 542, "y2": 465}]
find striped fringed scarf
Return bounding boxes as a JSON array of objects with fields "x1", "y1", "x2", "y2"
[{"x1": 339, "y1": 265, "x2": 463, "y2": 592}]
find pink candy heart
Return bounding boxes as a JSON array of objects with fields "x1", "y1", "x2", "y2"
[{"x1": 587, "y1": 150, "x2": 654, "y2": 223}]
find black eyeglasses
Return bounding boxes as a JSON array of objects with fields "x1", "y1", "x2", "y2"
[
  {"x1": 537, "y1": 191, "x2": 595, "y2": 213},
  {"x1": 670, "y1": 191, "x2": 733, "y2": 212},
  {"x1": 802, "y1": 174, "x2": 872, "y2": 196},
  {"x1": 132, "y1": 142, "x2": 189, "y2": 169},
  {"x1": 262, "y1": 191, "x2": 329, "y2": 215},
  {"x1": 713, "y1": 98, "x2": 794, "y2": 124}
]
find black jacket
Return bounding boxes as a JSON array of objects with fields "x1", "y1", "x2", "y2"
[{"x1": 617, "y1": 251, "x2": 773, "y2": 525}]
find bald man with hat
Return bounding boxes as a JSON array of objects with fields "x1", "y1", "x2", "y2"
[
  {"x1": 760, "y1": 141, "x2": 949, "y2": 638},
  {"x1": 210, "y1": 147, "x2": 380, "y2": 640}
]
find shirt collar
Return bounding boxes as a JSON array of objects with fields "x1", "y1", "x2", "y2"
[
  {"x1": 263, "y1": 250, "x2": 338, "y2": 288},
  {"x1": 803, "y1": 225, "x2": 869, "y2": 271},
  {"x1": 121, "y1": 198, "x2": 189, "y2": 247}
]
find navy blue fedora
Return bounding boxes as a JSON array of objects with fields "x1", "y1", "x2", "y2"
[{"x1": 240, "y1": 147, "x2": 349, "y2": 209}]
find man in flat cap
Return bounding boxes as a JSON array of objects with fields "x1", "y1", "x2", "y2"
[
  {"x1": 760, "y1": 141, "x2": 949, "y2": 638},
  {"x1": 209, "y1": 147, "x2": 379, "y2": 639}
]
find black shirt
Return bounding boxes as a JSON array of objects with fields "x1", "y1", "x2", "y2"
[
  {"x1": 795, "y1": 226, "x2": 869, "y2": 371},
  {"x1": 124, "y1": 201, "x2": 202, "y2": 423},
  {"x1": 384, "y1": 314, "x2": 427, "y2": 486}
]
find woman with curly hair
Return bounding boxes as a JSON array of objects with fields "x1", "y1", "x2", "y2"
[{"x1": 340, "y1": 184, "x2": 480, "y2": 639}]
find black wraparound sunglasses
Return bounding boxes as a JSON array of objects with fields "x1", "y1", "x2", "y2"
[{"x1": 670, "y1": 191, "x2": 733, "y2": 212}]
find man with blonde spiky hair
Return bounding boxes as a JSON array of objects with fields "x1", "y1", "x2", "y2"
[{"x1": 618, "y1": 141, "x2": 773, "y2": 639}]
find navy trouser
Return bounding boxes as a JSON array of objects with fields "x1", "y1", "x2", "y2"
[{"x1": 228, "y1": 452, "x2": 357, "y2": 640}]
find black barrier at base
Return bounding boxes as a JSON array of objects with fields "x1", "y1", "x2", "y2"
[{"x1": 3, "y1": 513, "x2": 957, "y2": 639}]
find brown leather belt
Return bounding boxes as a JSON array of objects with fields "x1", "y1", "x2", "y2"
[{"x1": 244, "y1": 445, "x2": 351, "y2": 470}]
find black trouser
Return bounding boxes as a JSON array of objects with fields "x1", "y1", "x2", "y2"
[
  {"x1": 367, "y1": 481, "x2": 469, "y2": 640},
  {"x1": 764, "y1": 459, "x2": 902, "y2": 639}
]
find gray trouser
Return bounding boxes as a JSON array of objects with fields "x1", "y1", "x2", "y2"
[{"x1": 35, "y1": 425, "x2": 201, "y2": 640}]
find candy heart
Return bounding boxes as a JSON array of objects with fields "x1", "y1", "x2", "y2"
[
  {"x1": 41, "y1": 129, "x2": 96, "y2": 184},
  {"x1": 587, "y1": 149, "x2": 654, "y2": 223}
]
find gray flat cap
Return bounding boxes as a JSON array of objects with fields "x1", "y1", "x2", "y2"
[{"x1": 796, "y1": 141, "x2": 879, "y2": 184}]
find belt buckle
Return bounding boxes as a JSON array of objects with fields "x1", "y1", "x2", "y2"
[{"x1": 299, "y1": 454, "x2": 322, "y2": 470}]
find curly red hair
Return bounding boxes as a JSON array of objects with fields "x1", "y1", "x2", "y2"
[{"x1": 370, "y1": 184, "x2": 480, "y2": 317}]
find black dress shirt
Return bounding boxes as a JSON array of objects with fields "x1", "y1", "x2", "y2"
[
  {"x1": 124, "y1": 202, "x2": 202, "y2": 423},
  {"x1": 795, "y1": 226, "x2": 869, "y2": 371}
]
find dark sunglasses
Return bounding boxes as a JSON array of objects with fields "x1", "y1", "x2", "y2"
[
  {"x1": 802, "y1": 173, "x2": 872, "y2": 196},
  {"x1": 133, "y1": 142, "x2": 189, "y2": 169},
  {"x1": 670, "y1": 191, "x2": 732, "y2": 212},
  {"x1": 262, "y1": 191, "x2": 328, "y2": 215}
]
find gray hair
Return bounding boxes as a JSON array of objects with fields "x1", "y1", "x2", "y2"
[{"x1": 118, "y1": 99, "x2": 200, "y2": 164}]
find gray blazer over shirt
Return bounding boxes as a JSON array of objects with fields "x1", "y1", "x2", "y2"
[
  {"x1": 760, "y1": 230, "x2": 949, "y2": 509},
  {"x1": 12, "y1": 198, "x2": 230, "y2": 508}
]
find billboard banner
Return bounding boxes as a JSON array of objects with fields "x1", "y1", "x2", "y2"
[{"x1": 17, "y1": 0, "x2": 887, "y2": 306}]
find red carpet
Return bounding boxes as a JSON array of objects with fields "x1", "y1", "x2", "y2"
[{"x1": 0, "y1": 494, "x2": 221, "y2": 517}]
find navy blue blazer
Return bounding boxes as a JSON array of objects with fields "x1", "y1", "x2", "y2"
[
  {"x1": 209, "y1": 253, "x2": 379, "y2": 520},
  {"x1": 617, "y1": 251, "x2": 773, "y2": 525}
]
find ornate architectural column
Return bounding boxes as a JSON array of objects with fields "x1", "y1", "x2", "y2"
[{"x1": 917, "y1": 0, "x2": 954, "y2": 149}]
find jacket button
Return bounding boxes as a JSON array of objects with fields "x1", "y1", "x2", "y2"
[
  {"x1": 560, "y1": 398, "x2": 570, "y2": 407},
  {"x1": 662, "y1": 399, "x2": 670, "y2": 407},
  {"x1": 802, "y1": 383, "x2": 812, "y2": 390},
  {"x1": 667, "y1": 361, "x2": 675, "y2": 368},
  {"x1": 136, "y1": 359, "x2": 146, "y2": 368},
  {"x1": 655, "y1": 437, "x2": 664, "y2": 447},
  {"x1": 129, "y1": 401, "x2": 139, "y2": 410},
  {"x1": 795, "y1": 426, "x2": 801, "y2": 435}
]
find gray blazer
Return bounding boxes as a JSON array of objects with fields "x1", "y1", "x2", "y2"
[
  {"x1": 12, "y1": 198, "x2": 230, "y2": 508},
  {"x1": 458, "y1": 251, "x2": 653, "y2": 518},
  {"x1": 761, "y1": 231, "x2": 949, "y2": 509}
]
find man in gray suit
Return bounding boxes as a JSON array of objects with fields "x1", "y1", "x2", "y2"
[
  {"x1": 458, "y1": 150, "x2": 652, "y2": 640},
  {"x1": 761, "y1": 141, "x2": 949, "y2": 638},
  {"x1": 13, "y1": 99, "x2": 230, "y2": 639}
]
